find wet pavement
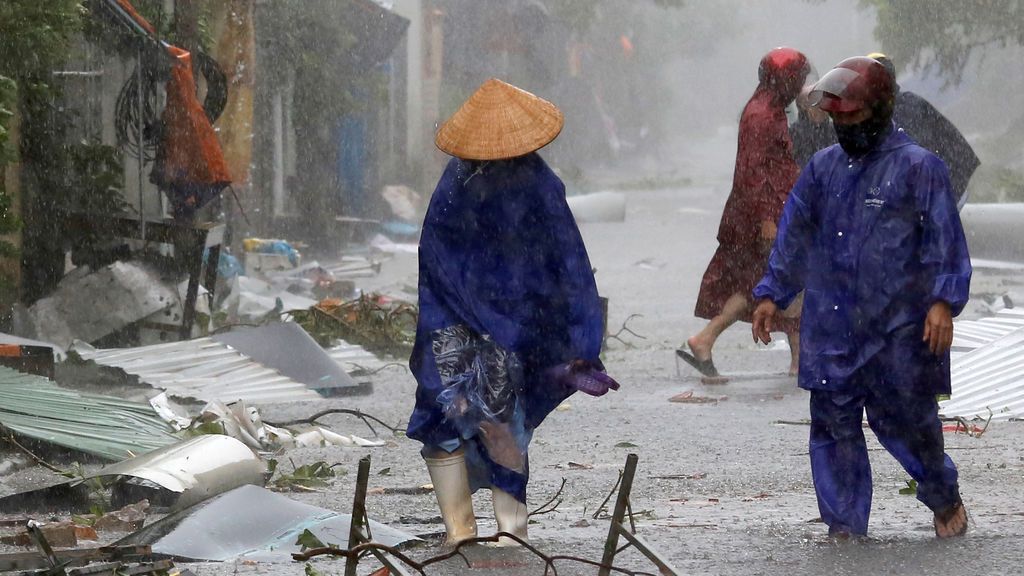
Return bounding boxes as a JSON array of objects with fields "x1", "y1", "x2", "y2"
[
  {"x1": 236, "y1": 154, "x2": 1024, "y2": 575},
  {"x1": 5, "y1": 139, "x2": 1024, "y2": 575}
]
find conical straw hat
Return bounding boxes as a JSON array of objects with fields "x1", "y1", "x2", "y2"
[{"x1": 435, "y1": 78, "x2": 564, "y2": 161}]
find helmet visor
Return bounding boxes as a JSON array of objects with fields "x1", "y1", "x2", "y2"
[{"x1": 808, "y1": 67, "x2": 865, "y2": 113}]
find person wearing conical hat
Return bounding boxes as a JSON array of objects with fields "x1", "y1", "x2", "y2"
[{"x1": 407, "y1": 78, "x2": 619, "y2": 546}]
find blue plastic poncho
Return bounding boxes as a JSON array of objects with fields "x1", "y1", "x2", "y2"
[
  {"x1": 408, "y1": 153, "x2": 604, "y2": 501},
  {"x1": 753, "y1": 125, "x2": 972, "y2": 394}
]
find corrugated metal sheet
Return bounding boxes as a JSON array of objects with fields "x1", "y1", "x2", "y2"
[
  {"x1": 952, "y1": 308, "x2": 1024, "y2": 352},
  {"x1": 328, "y1": 340, "x2": 391, "y2": 376},
  {"x1": 940, "y1": 326, "x2": 1024, "y2": 421},
  {"x1": 0, "y1": 366, "x2": 178, "y2": 461},
  {"x1": 74, "y1": 337, "x2": 323, "y2": 404}
]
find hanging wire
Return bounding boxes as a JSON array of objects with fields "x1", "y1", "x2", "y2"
[
  {"x1": 114, "y1": 50, "x2": 228, "y2": 162},
  {"x1": 193, "y1": 51, "x2": 229, "y2": 123},
  {"x1": 115, "y1": 64, "x2": 160, "y2": 162}
]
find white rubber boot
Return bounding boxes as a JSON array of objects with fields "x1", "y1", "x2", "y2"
[
  {"x1": 491, "y1": 487, "x2": 528, "y2": 546},
  {"x1": 424, "y1": 453, "x2": 478, "y2": 545}
]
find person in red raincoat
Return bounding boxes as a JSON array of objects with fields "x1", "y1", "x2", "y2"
[{"x1": 677, "y1": 47, "x2": 809, "y2": 379}]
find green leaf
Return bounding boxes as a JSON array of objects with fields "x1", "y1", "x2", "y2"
[
  {"x1": 72, "y1": 514, "x2": 95, "y2": 527},
  {"x1": 615, "y1": 442, "x2": 639, "y2": 448},
  {"x1": 304, "y1": 564, "x2": 324, "y2": 576},
  {"x1": 378, "y1": 467, "x2": 391, "y2": 476},
  {"x1": 295, "y1": 529, "x2": 326, "y2": 551},
  {"x1": 899, "y1": 479, "x2": 918, "y2": 495},
  {"x1": 189, "y1": 421, "x2": 227, "y2": 436}
]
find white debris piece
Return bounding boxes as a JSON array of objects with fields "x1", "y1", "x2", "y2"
[
  {"x1": 11, "y1": 262, "x2": 177, "y2": 349},
  {"x1": 567, "y1": 191, "x2": 627, "y2": 223},
  {"x1": 941, "y1": 325, "x2": 1024, "y2": 421}
]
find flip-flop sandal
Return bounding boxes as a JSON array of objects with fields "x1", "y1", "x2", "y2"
[
  {"x1": 933, "y1": 499, "x2": 968, "y2": 538},
  {"x1": 675, "y1": 347, "x2": 720, "y2": 378}
]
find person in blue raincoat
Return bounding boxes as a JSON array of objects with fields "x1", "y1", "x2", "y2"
[
  {"x1": 408, "y1": 78, "x2": 619, "y2": 546},
  {"x1": 751, "y1": 57, "x2": 971, "y2": 539}
]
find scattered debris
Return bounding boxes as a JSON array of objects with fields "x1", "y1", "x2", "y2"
[
  {"x1": 93, "y1": 435, "x2": 265, "y2": 510},
  {"x1": 0, "y1": 435, "x2": 264, "y2": 513},
  {"x1": 71, "y1": 337, "x2": 324, "y2": 404},
  {"x1": 10, "y1": 262, "x2": 178, "y2": 349},
  {"x1": 269, "y1": 460, "x2": 341, "y2": 492},
  {"x1": 941, "y1": 416, "x2": 990, "y2": 437},
  {"x1": 529, "y1": 478, "x2": 567, "y2": 517},
  {"x1": 268, "y1": 407, "x2": 404, "y2": 437},
  {"x1": 0, "y1": 333, "x2": 62, "y2": 377},
  {"x1": 604, "y1": 314, "x2": 646, "y2": 348},
  {"x1": 327, "y1": 339, "x2": 396, "y2": 381},
  {"x1": 899, "y1": 479, "x2": 918, "y2": 495},
  {"x1": 566, "y1": 191, "x2": 627, "y2": 223},
  {"x1": 380, "y1": 184, "x2": 422, "y2": 222},
  {"x1": 381, "y1": 485, "x2": 434, "y2": 496},
  {"x1": 116, "y1": 484, "x2": 419, "y2": 562},
  {"x1": 668, "y1": 390, "x2": 721, "y2": 404},
  {"x1": 0, "y1": 544, "x2": 156, "y2": 573},
  {"x1": 219, "y1": 275, "x2": 318, "y2": 325},
  {"x1": 91, "y1": 501, "x2": 150, "y2": 532},
  {"x1": 0, "y1": 366, "x2": 178, "y2": 461},
  {"x1": 368, "y1": 234, "x2": 419, "y2": 255},
  {"x1": 212, "y1": 321, "x2": 368, "y2": 396},
  {"x1": 951, "y1": 308, "x2": 1024, "y2": 353},
  {"x1": 650, "y1": 472, "x2": 707, "y2": 480},
  {"x1": 942, "y1": 325, "x2": 1024, "y2": 420},
  {"x1": 295, "y1": 294, "x2": 416, "y2": 356}
]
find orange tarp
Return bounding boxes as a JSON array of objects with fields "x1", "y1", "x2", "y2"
[{"x1": 151, "y1": 45, "x2": 232, "y2": 191}]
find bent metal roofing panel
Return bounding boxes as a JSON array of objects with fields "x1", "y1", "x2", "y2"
[{"x1": 0, "y1": 366, "x2": 177, "y2": 461}]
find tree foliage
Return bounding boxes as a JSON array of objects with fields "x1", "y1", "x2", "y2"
[
  {"x1": 861, "y1": 0, "x2": 1024, "y2": 82},
  {"x1": 0, "y1": 0, "x2": 131, "y2": 302}
]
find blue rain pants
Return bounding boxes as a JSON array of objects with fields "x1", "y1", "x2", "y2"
[{"x1": 809, "y1": 357, "x2": 960, "y2": 536}]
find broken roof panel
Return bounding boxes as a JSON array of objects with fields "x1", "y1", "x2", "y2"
[
  {"x1": 72, "y1": 337, "x2": 324, "y2": 405},
  {"x1": 212, "y1": 322, "x2": 366, "y2": 395},
  {"x1": 941, "y1": 326, "x2": 1024, "y2": 421},
  {"x1": 328, "y1": 340, "x2": 391, "y2": 378},
  {"x1": 117, "y1": 484, "x2": 418, "y2": 562},
  {"x1": 11, "y1": 262, "x2": 178, "y2": 350},
  {"x1": 0, "y1": 435, "x2": 264, "y2": 513},
  {"x1": 952, "y1": 308, "x2": 1024, "y2": 353},
  {"x1": 0, "y1": 366, "x2": 178, "y2": 461}
]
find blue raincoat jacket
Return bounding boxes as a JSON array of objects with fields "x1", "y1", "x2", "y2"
[
  {"x1": 753, "y1": 125, "x2": 971, "y2": 394},
  {"x1": 408, "y1": 153, "x2": 604, "y2": 499}
]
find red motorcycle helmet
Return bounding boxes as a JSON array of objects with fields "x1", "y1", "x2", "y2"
[
  {"x1": 809, "y1": 56, "x2": 895, "y2": 114},
  {"x1": 758, "y1": 46, "x2": 810, "y2": 101}
]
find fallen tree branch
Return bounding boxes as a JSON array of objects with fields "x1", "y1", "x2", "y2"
[
  {"x1": 266, "y1": 408, "x2": 405, "y2": 436},
  {"x1": 292, "y1": 532, "x2": 659, "y2": 576},
  {"x1": 605, "y1": 314, "x2": 646, "y2": 348},
  {"x1": 939, "y1": 410, "x2": 993, "y2": 438},
  {"x1": 593, "y1": 470, "x2": 624, "y2": 520},
  {"x1": 346, "y1": 362, "x2": 409, "y2": 375},
  {"x1": 530, "y1": 478, "x2": 566, "y2": 517}
]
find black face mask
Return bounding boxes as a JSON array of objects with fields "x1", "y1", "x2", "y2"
[{"x1": 834, "y1": 113, "x2": 891, "y2": 157}]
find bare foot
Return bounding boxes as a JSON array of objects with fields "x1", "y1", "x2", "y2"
[
  {"x1": 934, "y1": 500, "x2": 968, "y2": 538},
  {"x1": 686, "y1": 336, "x2": 713, "y2": 362}
]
